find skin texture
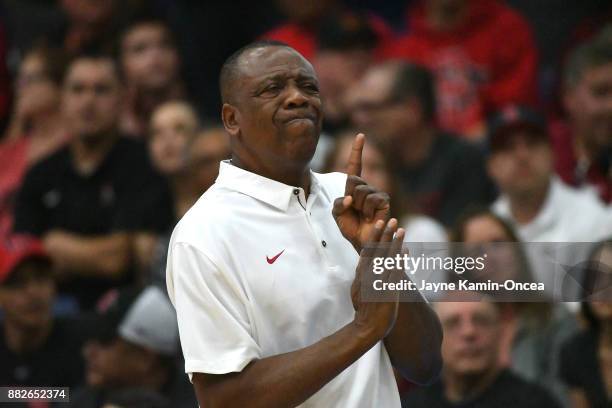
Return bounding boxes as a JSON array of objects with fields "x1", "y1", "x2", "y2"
[
  {"x1": 192, "y1": 45, "x2": 442, "y2": 407},
  {"x1": 435, "y1": 300, "x2": 502, "y2": 403},
  {"x1": 121, "y1": 23, "x2": 180, "y2": 91},
  {"x1": 564, "y1": 62, "x2": 612, "y2": 159},
  {"x1": 149, "y1": 101, "x2": 199, "y2": 176},
  {"x1": 0, "y1": 261, "x2": 55, "y2": 354},
  {"x1": 487, "y1": 131, "x2": 553, "y2": 225},
  {"x1": 83, "y1": 338, "x2": 167, "y2": 390}
]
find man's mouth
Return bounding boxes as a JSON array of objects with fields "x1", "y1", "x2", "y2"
[{"x1": 281, "y1": 112, "x2": 317, "y2": 124}]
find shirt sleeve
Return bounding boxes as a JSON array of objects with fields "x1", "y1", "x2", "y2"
[{"x1": 167, "y1": 241, "x2": 261, "y2": 377}]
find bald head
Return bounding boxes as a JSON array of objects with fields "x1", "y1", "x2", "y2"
[{"x1": 219, "y1": 40, "x2": 295, "y2": 104}]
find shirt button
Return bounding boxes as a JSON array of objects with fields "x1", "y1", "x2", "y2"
[
  {"x1": 322, "y1": 240, "x2": 327, "y2": 247},
  {"x1": 293, "y1": 189, "x2": 299, "y2": 195}
]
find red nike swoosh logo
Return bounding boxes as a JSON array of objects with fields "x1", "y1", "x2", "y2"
[{"x1": 266, "y1": 250, "x2": 285, "y2": 264}]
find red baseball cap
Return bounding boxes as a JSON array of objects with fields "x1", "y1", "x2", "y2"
[{"x1": 0, "y1": 234, "x2": 51, "y2": 284}]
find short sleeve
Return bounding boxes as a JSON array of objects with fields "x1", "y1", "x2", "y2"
[{"x1": 167, "y1": 242, "x2": 261, "y2": 377}]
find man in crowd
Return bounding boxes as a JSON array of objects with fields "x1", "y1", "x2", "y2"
[
  {"x1": 402, "y1": 298, "x2": 561, "y2": 407},
  {"x1": 312, "y1": 11, "x2": 384, "y2": 132},
  {"x1": 71, "y1": 285, "x2": 186, "y2": 407},
  {"x1": 14, "y1": 51, "x2": 173, "y2": 310},
  {"x1": 553, "y1": 37, "x2": 612, "y2": 203},
  {"x1": 347, "y1": 61, "x2": 495, "y2": 227},
  {"x1": 488, "y1": 105, "x2": 612, "y2": 293},
  {"x1": 386, "y1": 0, "x2": 538, "y2": 140},
  {"x1": 118, "y1": 13, "x2": 185, "y2": 137},
  {"x1": 0, "y1": 234, "x2": 85, "y2": 388},
  {"x1": 167, "y1": 41, "x2": 442, "y2": 407}
]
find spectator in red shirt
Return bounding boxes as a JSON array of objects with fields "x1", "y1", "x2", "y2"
[
  {"x1": 261, "y1": 0, "x2": 393, "y2": 62},
  {"x1": 552, "y1": 37, "x2": 612, "y2": 203},
  {"x1": 0, "y1": 45, "x2": 68, "y2": 240},
  {"x1": 386, "y1": 0, "x2": 538, "y2": 141}
]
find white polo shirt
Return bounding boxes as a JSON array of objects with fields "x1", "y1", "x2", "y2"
[{"x1": 166, "y1": 161, "x2": 400, "y2": 408}]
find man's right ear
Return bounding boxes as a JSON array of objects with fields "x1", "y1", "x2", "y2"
[{"x1": 222, "y1": 103, "x2": 240, "y2": 138}]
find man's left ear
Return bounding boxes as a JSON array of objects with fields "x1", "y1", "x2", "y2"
[{"x1": 221, "y1": 103, "x2": 241, "y2": 138}]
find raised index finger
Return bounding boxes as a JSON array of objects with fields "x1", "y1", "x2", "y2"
[{"x1": 345, "y1": 133, "x2": 365, "y2": 177}]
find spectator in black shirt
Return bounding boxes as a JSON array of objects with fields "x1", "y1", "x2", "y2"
[
  {"x1": 346, "y1": 61, "x2": 495, "y2": 227},
  {"x1": 560, "y1": 238, "x2": 612, "y2": 408},
  {"x1": 13, "y1": 51, "x2": 173, "y2": 310},
  {"x1": 0, "y1": 234, "x2": 85, "y2": 389},
  {"x1": 402, "y1": 298, "x2": 561, "y2": 408}
]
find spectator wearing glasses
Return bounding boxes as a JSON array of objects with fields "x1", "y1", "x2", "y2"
[
  {"x1": 402, "y1": 298, "x2": 561, "y2": 408},
  {"x1": 346, "y1": 61, "x2": 495, "y2": 227}
]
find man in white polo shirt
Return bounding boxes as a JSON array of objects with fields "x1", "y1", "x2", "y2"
[{"x1": 166, "y1": 40, "x2": 442, "y2": 407}]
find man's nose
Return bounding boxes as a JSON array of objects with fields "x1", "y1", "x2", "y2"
[{"x1": 283, "y1": 84, "x2": 309, "y2": 109}]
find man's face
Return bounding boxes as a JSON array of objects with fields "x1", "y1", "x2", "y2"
[
  {"x1": 0, "y1": 261, "x2": 55, "y2": 330},
  {"x1": 225, "y1": 47, "x2": 322, "y2": 170},
  {"x1": 436, "y1": 301, "x2": 501, "y2": 377},
  {"x1": 83, "y1": 337, "x2": 155, "y2": 388},
  {"x1": 565, "y1": 63, "x2": 612, "y2": 150},
  {"x1": 62, "y1": 59, "x2": 122, "y2": 141},
  {"x1": 313, "y1": 49, "x2": 373, "y2": 123},
  {"x1": 488, "y1": 130, "x2": 552, "y2": 198},
  {"x1": 347, "y1": 66, "x2": 419, "y2": 145},
  {"x1": 121, "y1": 23, "x2": 179, "y2": 91},
  {"x1": 149, "y1": 103, "x2": 198, "y2": 176}
]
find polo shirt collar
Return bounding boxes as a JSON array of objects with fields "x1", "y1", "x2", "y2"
[{"x1": 215, "y1": 160, "x2": 319, "y2": 212}]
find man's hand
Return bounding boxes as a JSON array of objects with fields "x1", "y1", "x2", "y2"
[
  {"x1": 332, "y1": 133, "x2": 391, "y2": 252},
  {"x1": 352, "y1": 218, "x2": 405, "y2": 341}
]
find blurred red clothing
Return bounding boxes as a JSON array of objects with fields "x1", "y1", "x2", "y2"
[
  {"x1": 386, "y1": 0, "x2": 538, "y2": 139},
  {"x1": 261, "y1": 12, "x2": 394, "y2": 61},
  {"x1": 549, "y1": 118, "x2": 612, "y2": 204}
]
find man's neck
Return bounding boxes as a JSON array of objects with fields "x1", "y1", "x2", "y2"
[
  {"x1": 444, "y1": 366, "x2": 501, "y2": 403},
  {"x1": 508, "y1": 180, "x2": 550, "y2": 225},
  {"x1": 601, "y1": 320, "x2": 612, "y2": 347},
  {"x1": 230, "y1": 156, "x2": 312, "y2": 198},
  {"x1": 70, "y1": 131, "x2": 118, "y2": 175},
  {"x1": 4, "y1": 318, "x2": 53, "y2": 354},
  {"x1": 399, "y1": 125, "x2": 437, "y2": 167}
]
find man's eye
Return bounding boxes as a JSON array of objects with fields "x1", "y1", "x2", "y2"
[{"x1": 303, "y1": 83, "x2": 319, "y2": 92}]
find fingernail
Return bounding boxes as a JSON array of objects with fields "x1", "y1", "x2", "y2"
[{"x1": 376, "y1": 220, "x2": 384, "y2": 228}]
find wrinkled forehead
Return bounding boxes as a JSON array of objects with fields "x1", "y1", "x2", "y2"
[{"x1": 237, "y1": 46, "x2": 317, "y2": 84}]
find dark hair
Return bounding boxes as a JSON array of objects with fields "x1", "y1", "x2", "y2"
[
  {"x1": 580, "y1": 238, "x2": 612, "y2": 332},
  {"x1": 219, "y1": 40, "x2": 291, "y2": 104},
  {"x1": 63, "y1": 48, "x2": 123, "y2": 84},
  {"x1": 389, "y1": 62, "x2": 436, "y2": 122},
  {"x1": 449, "y1": 207, "x2": 543, "y2": 303},
  {"x1": 118, "y1": 10, "x2": 176, "y2": 54},
  {"x1": 317, "y1": 11, "x2": 378, "y2": 51},
  {"x1": 564, "y1": 37, "x2": 612, "y2": 89}
]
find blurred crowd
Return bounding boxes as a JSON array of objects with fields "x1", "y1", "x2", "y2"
[{"x1": 0, "y1": 0, "x2": 611, "y2": 407}]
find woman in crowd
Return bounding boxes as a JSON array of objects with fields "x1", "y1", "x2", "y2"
[
  {"x1": 326, "y1": 130, "x2": 447, "y2": 243},
  {"x1": 560, "y1": 239, "x2": 612, "y2": 408},
  {"x1": 451, "y1": 208, "x2": 578, "y2": 407},
  {"x1": 0, "y1": 44, "x2": 68, "y2": 238}
]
